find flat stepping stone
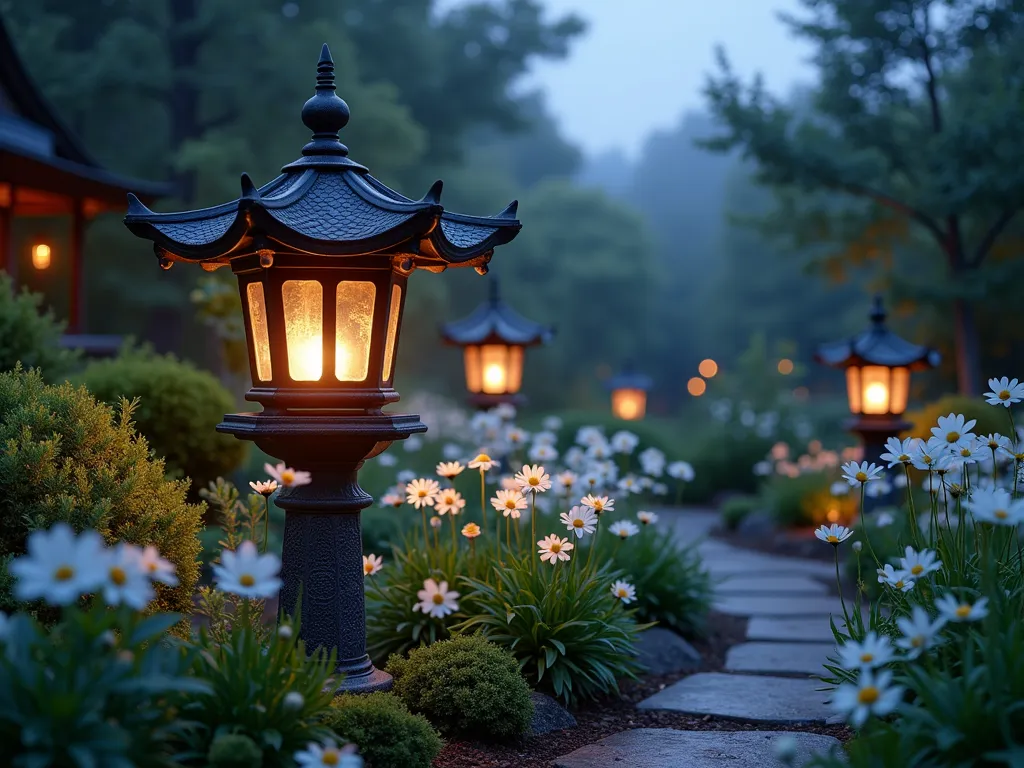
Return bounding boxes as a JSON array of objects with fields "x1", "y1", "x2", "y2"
[
  {"x1": 554, "y1": 729, "x2": 841, "y2": 768},
  {"x1": 703, "y1": 556, "x2": 833, "y2": 579},
  {"x1": 717, "y1": 576, "x2": 827, "y2": 596},
  {"x1": 747, "y1": 617, "x2": 837, "y2": 643},
  {"x1": 638, "y1": 673, "x2": 831, "y2": 724},
  {"x1": 714, "y1": 595, "x2": 843, "y2": 618},
  {"x1": 725, "y1": 642, "x2": 835, "y2": 676}
]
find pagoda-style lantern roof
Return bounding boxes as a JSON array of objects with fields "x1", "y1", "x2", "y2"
[
  {"x1": 606, "y1": 362, "x2": 654, "y2": 393},
  {"x1": 440, "y1": 276, "x2": 553, "y2": 347},
  {"x1": 815, "y1": 296, "x2": 940, "y2": 371},
  {"x1": 124, "y1": 46, "x2": 520, "y2": 272}
]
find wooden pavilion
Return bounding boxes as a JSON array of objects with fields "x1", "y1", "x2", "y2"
[{"x1": 0, "y1": 14, "x2": 171, "y2": 353}]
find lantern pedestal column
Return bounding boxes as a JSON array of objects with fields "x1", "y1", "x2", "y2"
[
  {"x1": 218, "y1": 411, "x2": 426, "y2": 694},
  {"x1": 847, "y1": 415, "x2": 909, "y2": 515}
]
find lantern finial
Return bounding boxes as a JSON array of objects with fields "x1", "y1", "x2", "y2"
[
  {"x1": 870, "y1": 294, "x2": 886, "y2": 327},
  {"x1": 300, "y1": 44, "x2": 351, "y2": 157}
]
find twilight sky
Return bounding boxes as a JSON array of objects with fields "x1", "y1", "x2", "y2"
[{"x1": 509, "y1": 0, "x2": 815, "y2": 158}]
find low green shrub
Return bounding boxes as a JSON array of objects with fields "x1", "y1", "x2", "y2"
[
  {"x1": 759, "y1": 471, "x2": 845, "y2": 528},
  {"x1": 603, "y1": 523, "x2": 712, "y2": 637},
  {"x1": 0, "y1": 272, "x2": 79, "y2": 380},
  {"x1": 77, "y1": 346, "x2": 246, "y2": 496},
  {"x1": 681, "y1": 430, "x2": 776, "y2": 502},
  {"x1": 0, "y1": 367, "x2": 203, "y2": 618},
  {"x1": 206, "y1": 734, "x2": 264, "y2": 768},
  {"x1": 387, "y1": 634, "x2": 533, "y2": 742},
  {"x1": 720, "y1": 495, "x2": 759, "y2": 531},
  {"x1": 324, "y1": 693, "x2": 442, "y2": 768},
  {"x1": 904, "y1": 394, "x2": 1006, "y2": 443}
]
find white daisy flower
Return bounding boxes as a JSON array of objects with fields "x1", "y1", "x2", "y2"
[
  {"x1": 930, "y1": 413, "x2": 977, "y2": 450},
  {"x1": 294, "y1": 739, "x2": 361, "y2": 768},
  {"x1": 559, "y1": 505, "x2": 598, "y2": 538},
  {"x1": 405, "y1": 478, "x2": 440, "y2": 509},
  {"x1": 580, "y1": 494, "x2": 614, "y2": 515},
  {"x1": 841, "y1": 461, "x2": 883, "y2": 487},
  {"x1": 491, "y1": 489, "x2": 528, "y2": 519},
  {"x1": 505, "y1": 426, "x2": 529, "y2": 447},
  {"x1": 537, "y1": 534, "x2": 574, "y2": 564},
  {"x1": 874, "y1": 511, "x2": 895, "y2": 527},
  {"x1": 362, "y1": 554, "x2": 383, "y2": 576},
  {"x1": 911, "y1": 445, "x2": 954, "y2": 472},
  {"x1": 575, "y1": 426, "x2": 606, "y2": 448},
  {"x1": 864, "y1": 479, "x2": 892, "y2": 498},
  {"x1": 898, "y1": 546, "x2": 942, "y2": 579},
  {"x1": 542, "y1": 416, "x2": 563, "y2": 432},
  {"x1": 985, "y1": 377, "x2": 1024, "y2": 407},
  {"x1": 553, "y1": 470, "x2": 578, "y2": 496},
  {"x1": 832, "y1": 669, "x2": 903, "y2": 728},
  {"x1": 652, "y1": 482, "x2": 670, "y2": 496},
  {"x1": 493, "y1": 403, "x2": 517, "y2": 421},
  {"x1": 435, "y1": 488, "x2": 466, "y2": 516},
  {"x1": 610, "y1": 430, "x2": 640, "y2": 454},
  {"x1": 10, "y1": 524, "x2": 107, "y2": 606},
  {"x1": 608, "y1": 520, "x2": 640, "y2": 539},
  {"x1": 968, "y1": 487, "x2": 1024, "y2": 526},
  {"x1": 895, "y1": 605, "x2": 946, "y2": 657},
  {"x1": 100, "y1": 543, "x2": 154, "y2": 610},
  {"x1": 436, "y1": 461, "x2": 465, "y2": 479},
  {"x1": 935, "y1": 593, "x2": 988, "y2": 623},
  {"x1": 838, "y1": 632, "x2": 895, "y2": 670},
  {"x1": 213, "y1": 541, "x2": 282, "y2": 599},
  {"x1": 814, "y1": 523, "x2": 854, "y2": 546},
  {"x1": 442, "y1": 443, "x2": 463, "y2": 460},
  {"x1": 876, "y1": 564, "x2": 915, "y2": 592},
  {"x1": 414, "y1": 578, "x2": 459, "y2": 618},
  {"x1": 529, "y1": 443, "x2": 559, "y2": 463},
  {"x1": 534, "y1": 429, "x2": 559, "y2": 446},
  {"x1": 138, "y1": 545, "x2": 179, "y2": 587},
  {"x1": 468, "y1": 452, "x2": 498, "y2": 472},
  {"x1": 250, "y1": 479, "x2": 279, "y2": 496},
  {"x1": 879, "y1": 437, "x2": 919, "y2": 468},
  {"x1": 515, "y1": 464, "x2": 552, "y2": 494},
  {"x1": 610, "y1": 580, "x2": 637, "y2": 604},
  {"x1": 667, "y1": 460, "x2": 695, "y2": 481},
  {"x1": 264, "y1": 462, "x2": 312, "y2": 488},
  {"x1": 617, "y1": 475, "x2": 641, "y2": 495},
  {"x1": 637, "y1": 510, "x2": 659, "y2": 525},
  {"x1": 380, "y1": 492, "x2": 404, "y2": 508},
  {"x1": 403, "y1": 435, "x2": 424, "y2": 453},
  {"x1": 461, "y1": 522, "x2": 481, "y2": 539}
]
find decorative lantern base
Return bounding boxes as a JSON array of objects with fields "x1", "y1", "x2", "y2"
[
  {"x1": 845, "y1": 415, "x2": 911, "y2": 515},
  {"x1": 218, "y1": 411, "x2": 426, "y2": 694},
  {"x1": 468, "y1": 392, "x2": 526, "y2": 411}
]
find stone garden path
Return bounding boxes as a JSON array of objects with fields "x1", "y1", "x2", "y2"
[{"x1": 553, "y1": 508, "x2": 845, "y2": 768}]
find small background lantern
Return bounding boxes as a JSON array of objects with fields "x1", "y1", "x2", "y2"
[
  {"x1": 816, "y1": 295, "x2": 939, "y2": 509},
  {"x1": 124, "y1": 45, "x2": 521, "y2": 692},
  {"x1": 440, "y1": 276, "x2": 553, "y2": 409},
  {"x1": 607, "y1": 362, "x2": 653, "y2": 421}
]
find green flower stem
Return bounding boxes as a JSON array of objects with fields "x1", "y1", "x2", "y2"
[
  {"x1": 450, "y1": 513, "x2": 458, "y2": 551},
  {"x1": 421, "y1": 507, "x2": 429, "y2": 547},
  {"x1": 834, "y1": 545, "x2": 851, "y2": 628},
  {"x1": 480, "y1": 471, "x2": 488, "y2": 530},
  {"x1": 506, "y1": 516, "x2": 511, "y2": 550},
  {"x1": 261, "y1": 495, "x2": 272, "y2": 554},
  {"x1": 858, "y1": 486, "x2": 882, "y2": 570},
  {"x1": 903, "y1": 464, "x2": 921, "y2": 547}
]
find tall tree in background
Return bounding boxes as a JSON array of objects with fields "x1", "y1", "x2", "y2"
[{"x1": 703, "y1": 0, "x2": 1024, "y2": 394}]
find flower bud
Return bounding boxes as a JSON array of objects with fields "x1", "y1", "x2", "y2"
[
  {"x1": 278, "y1": 624, "x2": 294, "y2": 641},
  {"x1": 852, "y1": 541, "x2": 863, "y2": 553},
  {"x1": 283, "y1": 691, "x2": 305, "y2": 711}
]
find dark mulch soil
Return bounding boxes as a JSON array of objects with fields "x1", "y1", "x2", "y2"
[
  {"x1": 432, "y1": 611, "x2": 851, "y2": 768},
  {"x1": 712, "y1": 524, "x2": 838, "y2": 562}
]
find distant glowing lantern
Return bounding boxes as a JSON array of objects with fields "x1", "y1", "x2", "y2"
[
  {"x1": 440, "y1": 276, "x2": 553, "y2": 409},
  {"x1": 687, "y1": 377, "x2": 706, "y2": 397},
  {"x1": 777, "y1": 358, "x2": 794, "y2": 375},
  {"x1": 607, "y1": 363, "x2": 653, "y2": 420},
  {"x1": 698, "y1": 358, "x2": 718, "y2": 378},
  {"x1": 32, "y1": 243, "x2": 51, "y2": 270},
  {"x1": 816, "y1": 296, "x2": 939, "y2": 511}
]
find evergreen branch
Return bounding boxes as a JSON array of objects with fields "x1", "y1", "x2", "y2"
[{"x1": 972, "y1": 209, "x2": 1021, "y2": 268}]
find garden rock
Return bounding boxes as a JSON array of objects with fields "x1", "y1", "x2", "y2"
[
  {"x1": 553, "y1": 728, "x2": 842, "y2": 767},
  {"x1": 638, "y1": 673, "x2": 831, "y2": 723},
  {"x1": 635, "y1": 627, "x2": 702, "y2": 674},
  {"x1": 529, "y1": 692, "x2": 576, "y2": 735},
  {"x1": 725, "y1": 642, "x2": 835, "y2": 676}
]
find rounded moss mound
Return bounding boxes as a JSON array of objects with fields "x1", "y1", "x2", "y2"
[
  {"x1": 77, "y1": 347, "x2": 246, "y2": 496},
  {"x1": 387, "y1": 634, "x2": 534, "y2": 742},
  {"x1": 324, "y1": 692, "x2": 441, "y2": 768},
  {"x1": 0, "y1": 367, "x2": 203, "y2": 617}
]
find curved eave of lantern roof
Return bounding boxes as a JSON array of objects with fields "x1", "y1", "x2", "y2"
[
  {"x1": 606, "y1": 371, "x2": 654, "y2": 392},
  {"x1": 815, "y1": 298, "x2": 941, "y2": 371},
  {"x1": 122, "y1": 44, "x2": 520, "y2": 268},
  {"x1": 440, "y1": 277, "x2": 553, "y2": 347}
]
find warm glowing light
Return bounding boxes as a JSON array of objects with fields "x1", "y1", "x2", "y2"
[
  {"x1": 687, "y1": 377, "x2": 706, "y2": 396},
  {"x1": 247, "y1": 282, "x2": 272, "y2": 381},
  {"x1": 612, "y1": 388, "x2": 646, "y2": 420},
  {"x1": 32, "y1": 243, "x2": 51, "y2": 270},
  {"x1": 698, "y1": 358, "x2": 718, "y2": 378},
  {"x1": 778, "y1": 358, "x2": 794, "y2": 375},
  {"x1": 290, "y1": 335, "x2": 324, "y2": 381},
  {"x1": 826, "y1": 507, "x2": 841, "y2": 523},
  {"x1": 864, "y1": 382, "x2": 888, "y2": 409},
  {"x1": 483, "y1": 362, "x2": 507, "y2": 392},
  {"x1": 282, "y1": 280, "x2": 323, "y2": 381}
]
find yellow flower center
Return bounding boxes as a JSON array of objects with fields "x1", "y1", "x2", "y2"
[
  {"x1": 955, "y1": 604, "x2": 971, "y2": 618},
  {"x1": 1000, "y1": 390, "x2": 1011, "y2": 400},
  {"x1": 946, "y1": 432, "x2": 960, "y2": 442},
  {"x1": 364, "y1": 563, "x2": 373, "y2": 574},
  {"x1": 594, "y1": 501, "x2": 604, "y2": 512},
  {"x1": 529, "y1": 477, "x2": 539, "y2": 486},
  {"x1": 54, "y1": 565, "x2": 74, "y2": 581},
  {"x1": 995, "y1": 509, "x2": 1008, "y2": 519},
  {"x1": 475, "y1": 454, "x2": 491, "y2": 463},
  {"x1": 550, "y1": 542, "x2": 562, "y2": 553},
  {"x1": 240, "y1": 574, "x2": 256, "y2": 587},
  {"x1": 281, "y1": 470, "x2": 295, "y2": 484},
  {"x1": 418, "y1": 490, "x2": 427, "y2": 498},
  {"x1": 858, "y1": 686, "x2": 879, "y2": 705},
  {"x1": 147, "y1": 562, "x2": 158, "y2": 572},
  {"x1": 573, "y1": 519, "x2": 584, "y2": 528},
  {"x1": 911, "y1": 565, "x2": 924, "y2": 575},
  {"x1": 960, "y1": 448, "x2": 971, "y2": 457},
  {"x1": 911, "y1": 635, "x2": 924, "y2": 648},
  {"x1": 619, "y1": 531, "x2": 629, "y2": 539},
  {"x1": 109, "y1": 566, "x2": 127, "y2": 586},
  {"x1": 894, "y1": 580, "x2": 905, "y2": 589},
  {"x1": 827, "y1": 535, "x2": 839, "y2": 543},
  {"x1": 855, "y1": 472, "x2": 867, "y2": 482},
  {"x1": 899, "y1": 454, "x2": 909, "y2": 461},
  {"x1": 323, "y1": 750, "x2": 340, "y2": 766},
  {"x1": 860, "y1": 653, "x2": 873, "y2": 663},
  {"x1": 432, "y1": 593, "x2": 445, "y2": 605},
  {"x1": 617, "y1": 588, "x2": 628, "y2": 597}
]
